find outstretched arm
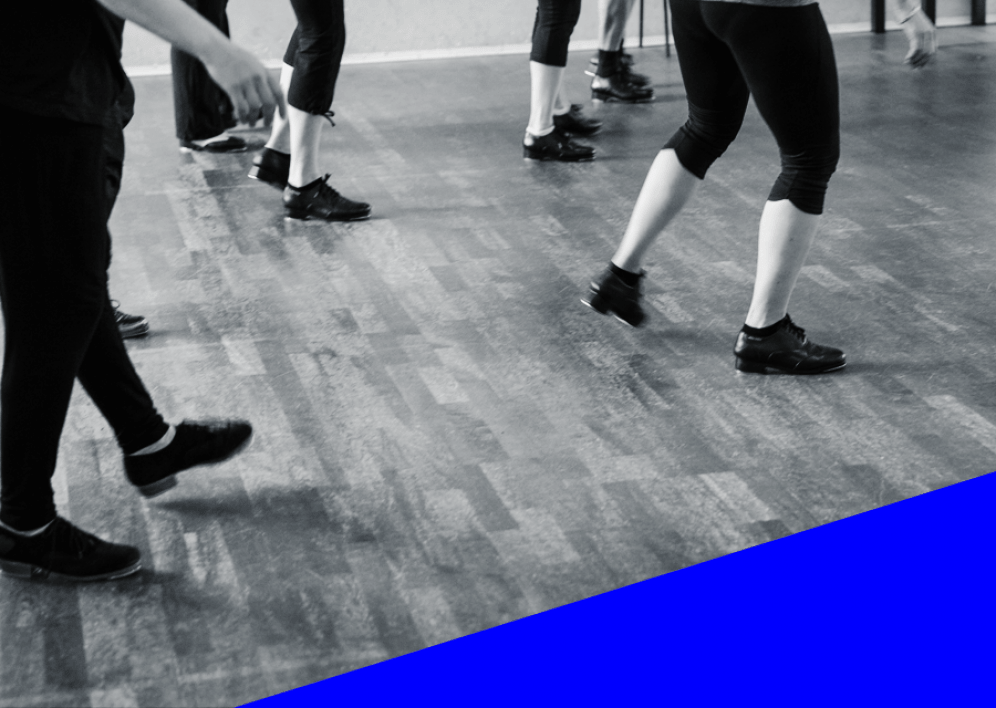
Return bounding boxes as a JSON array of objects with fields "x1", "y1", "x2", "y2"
[
  {"x1": 96, "y1": 0, "x2": 285, "y2": 123},
  {"x1": 889, "y1": 0, "x2": 937, "y2": 68}
]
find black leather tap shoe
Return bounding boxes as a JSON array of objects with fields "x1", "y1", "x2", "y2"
[
  {"x1": 125, "y1": 419, "x2": 253, "y2": 498},
  {"x1": 734, "y1": 316, "x2": 846, "y2": 375},
  {"x1": 523, "y1": 129, "x2": 595, "y2": 162},
  {"x1": 283, "y1": 175, "x2": 372, "y2": 221},
  {"x1": 581, "y1": 267, "x2": 646, "y2": 327},
  {"x1": 249, "y1": 147, "x2": 291, "y2": 190},
  {"x1": 591, "y1": 73, "x2": 655, "y2": 104},
  {"x1": 553, "y1": 104, "x2": 603, "y2": 136},
  {"x1": 0, "y1": 518, "x2": 141, "y2": 582}
]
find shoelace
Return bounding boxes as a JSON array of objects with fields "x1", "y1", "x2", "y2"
[
  {"x1": 50, "y1": 518, "x2": 97, "y2": 560},
  {"x1": 782, "y1": 316, "x2": 806, "y2": 342},
  {"x1": 323, "y1": 111, "x2": 335, "y2": 127},
  {"x1": 315, "y1": 174, "x2": 342, "y2": 201}
]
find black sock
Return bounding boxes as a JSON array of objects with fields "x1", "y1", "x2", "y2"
[
  {"x1": 609, "y1": 262, "x2": 641, "y2": 287},
  {"x1": 289, "y1": 176, "x2": 323, "y2": 192},
  {"x1": 596, "y1": 50, "x2": 621, "y2": 77},
  {"x1": 742, "y1": 316, "x2": 787, "y2": 338}
]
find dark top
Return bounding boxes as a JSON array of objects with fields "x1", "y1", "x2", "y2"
[{"x1": 0, "y1": 1, "x2": 127, "y2": 126}]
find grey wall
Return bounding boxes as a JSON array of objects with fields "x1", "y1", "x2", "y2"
[{"x1": 122, "y1": 0, "x2": 979, "y2": 70}]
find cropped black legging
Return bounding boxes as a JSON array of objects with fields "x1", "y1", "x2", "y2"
[
  {"x1": 284, "y1": 0, "x2": 346, "y2": 115},
  {"x1": 530, "y1": 0, "x2": 583, "y2": 67},
  {"x1": 663, "y1": 0, "x2": 840, "y2": 215},
  {"x1": 0, "y1": 109, "x2": 168, "y2": 530}
]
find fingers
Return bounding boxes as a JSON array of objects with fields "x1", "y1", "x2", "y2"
[
  {"x1": 223, "y1": 70, "x2": 282, "y2": 126},
  {"x1": 239, "y1": 80, "x2": 265, "y2": 124},
  {"x1": 265, "y1": 72, "x2": 286, "y2": 120},
  {"x1": 228, "y1": 88, "x2": 252, "y2": 124}
]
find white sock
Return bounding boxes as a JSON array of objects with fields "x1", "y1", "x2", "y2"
[
  {"x1": 129, "y1": 425, "x2": 176, "y2": 456},
  {"x1": 553, "y1": 105, "x2": 571, "y2": 116},
  {"x1": 0, "y1": 519, "x2": 54, "y2": 537}
]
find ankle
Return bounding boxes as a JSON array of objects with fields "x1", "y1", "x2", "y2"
[
  {"x1": 742, "y1": 316, "x2": 788, "y2": 338},
  {"x1": 288, "y1": 176, "x2": 324, "y2": 191},
  {"x1": 596, "y1": 49, "x2": 621, "y2": 77},
  {"x1": 609, "y1": 261, "x2": 642, "y2": 286}
]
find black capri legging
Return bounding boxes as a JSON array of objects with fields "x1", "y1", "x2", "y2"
[
  {"x1": 663, "y1": 0, "x2": 840, "y2": 215},
  {"x1": 530, "y1": 0, "x2": 583, "y2": 67},
  {"x1": 284, "y1": 0, "x2": 346, "y2": 114}
]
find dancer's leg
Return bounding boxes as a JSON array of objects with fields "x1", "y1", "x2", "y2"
[
  {"x1": 714, "y1": 4, "x2": 839, "y2": 327},
  {"x1": 264, "y1": 63, "x2": 294, "y2": 154},
  {"x1": 287, "y1": 109, "x2": 325, "y2": 188},
  {"x1": 599, "y1": 0, "x2": 636, "y2": 51},
  {"x1": 744, "y1": 201, "x2": 819, "y2": 329},
  {"x1": 528, "y1": 62, "x2": 565, "y2": 136},
  {"x1": 610, "y1": 149, "x2": 700, "y2": 272}
]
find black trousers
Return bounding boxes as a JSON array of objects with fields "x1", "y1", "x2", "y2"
[
  {"x1": 284, "y1": 0, "x2": 346, "y2": 115},
  {"x1": 530, "y1": 0, "x2": 583, "y2": 67},
  {"x1": 171, "y1": 0, "x2": 236, "y2": 141},
  {"x1": 0, "y1": 108, "x2": 168, "y2": 530},
  {"x1": 664, "y1": 0, "x2": 840, "y2": 214}
]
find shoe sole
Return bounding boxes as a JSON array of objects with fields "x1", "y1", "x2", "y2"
[
  {"x1": 136, "y1": 431, "x2": 254, "y2": 499},
  {"x1": 119, "y1": 323, "x2": 150, "y2": 340},
  {"x1": 591, "y1": 92, "x2": 655, "y2": 104},
  {"x1": 284, "y1": 209, "x2": 372, "y2": 222},
  {"x1": 523, "y1": 147, "x2": 596, "y2": 163},
  {"x1": 734, "y1": 357, "x2": 847, "y2": 375},
  {"x1": 580, "y1": 292, "x2": 643, "y2": 327},
  {"x1": 0, "y1": 558, "x2": 141, "y2": 582},
  {"x1": 180, "y1": 146, "x2": 249, "y2": 154},
  {"x1": 180, "y1": 141, "x2": 249, "y2": 154},
  {"x1": 585, "y1": 68, "x2": 652, "y2": 88}
]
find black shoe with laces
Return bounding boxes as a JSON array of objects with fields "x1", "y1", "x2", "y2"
[
  {"x1": 734, "y1": 316, "x2": 846, "y2": 375},
  {"x1": 553, "y1": 104, "x2": 603, "y2": 136},
  {"x1": 124, "y1": 419, "x2": 253, "y2": 498},
  {"x1": 586, "y1": 54, "x2": 652, "y2": 87},
  {"x1": 581, "y1": 267, "x2": 645, "y2": 327},
  {"x1": 283, "y1": 175, "x2": 372, "y2": 221},
  {"x1": 523, "y1": 129, "x2": 595, "y2": 162},
  {"x1": 0, "y1": 518, "x2": 141, "y2": 582},
  {"x1": 591, "y1": 72, "x2": 655, "y2": 103},
  {"x1": 249, "y1": 147, "x2": 291, "y2": 190},
  {"x1": 111, "y1": 300, "x2": 150, "y2": 339},
  {"x1": 179, "y1": 135, "x2": 248, "y2": 154}
]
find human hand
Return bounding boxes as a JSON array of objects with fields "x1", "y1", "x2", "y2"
[
  {"x1": 901, "y1": 9, "x2": 936, "y2": 68},
  {"x1": 202, "y1": 43, "x2": 285, "y2": 124}
]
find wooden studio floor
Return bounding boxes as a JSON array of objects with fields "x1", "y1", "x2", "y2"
[{"x1": 3, "y1": 25, "x2": 996, "y2": 708}]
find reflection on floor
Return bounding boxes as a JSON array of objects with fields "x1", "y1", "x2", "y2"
[{"x1": 2, "y1": 25, "x2": 996, "y2": 708}]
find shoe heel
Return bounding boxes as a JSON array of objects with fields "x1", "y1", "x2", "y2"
[
  {"x1": 137, "y1": 474, "x2": 178, "y2": 499},
  {"x1": 582, "y1": 292, "x2": 610, "y2": 315},
  {"x1": 284, "y1": 207, "x2": 310, "y2": 220},
  {"x1": 734, "y1": 357, "x2": 768, "y2": 374},
  {"x1": 248, "y1": 165, "x2": 286, "y2": 190},
  {"x1": 0, "y1": 559, "x2": 38, "y2": 579}
]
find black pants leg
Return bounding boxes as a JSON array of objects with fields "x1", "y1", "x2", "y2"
[
  {"x1": 171, "y1": 0, "x2": 236, "y2": 141},
  {"x1": 285, "y1": 0, "x2": 346, "y2": 115},
  {"x1": 664, "y1": 0, "x2": 839, "y2": 214},
  {"x1": 531, "y1": 0, "x2": 583, "y2": 67},
  {"x1": 0, "y1": 110, "x2": 167, "y2": 530}
]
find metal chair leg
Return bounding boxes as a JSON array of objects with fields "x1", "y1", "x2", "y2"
[{"x1": 664, "y1": 0, "x2": 670, "y2": 57}]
